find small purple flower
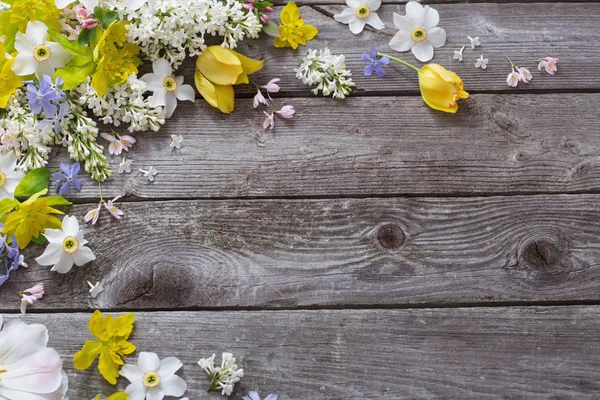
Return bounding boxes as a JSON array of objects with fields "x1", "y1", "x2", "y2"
[
  {"x1": 25, "y1": 75, "x2": 67, "y2": 119},
  {"x1": 361, "y1": 47, "x2": 390, "y2": 77},
  {"x1": 6, "y1": 236, "x2": 23, "y2": 273},
  {"x1": 243, "y1": 391, "x2": 278, "y2": 400},
  {"x1": 52, "y1": 162, "x2": 83, "y2": 195},
  {"x1": 37, "y1": 102, "x2": 71, "y2": 135}
]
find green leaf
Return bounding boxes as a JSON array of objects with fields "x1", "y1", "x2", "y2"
[
  {"x1": 263, "y1": 20, "x2": 280, "y2": 37},
  {"x1": 15, "y1": 168, "x2": 50, "y2": 198},
  {"x1": 45, "y1": 196, "x2": 72, "y2": 207},
  {"x1": 78, "y1": 27, "x2": 97, "y2": 46},
  {"x1": 0, "y1": 198, "x2": 18, "y2": 217},
  {"x1": 55, "y1": 56, "x2": 97, "y2": 90},
  {"x1": 93, "y1": 6, "x2": 105, "y2": 20},
  {"x1": 102, "y1": 11, "x2": 119, "y2": 27},
  {"x1": 31, "y1": 235, "x2": 47, "y2": 245},
  {"x1": 48, "y1": 30, "x2": 93, "y2": 58}
]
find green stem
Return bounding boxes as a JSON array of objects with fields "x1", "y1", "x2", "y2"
[
  {"x1": 505, "y1": 55, "x2": 517, "y2": 68},
  {"x1": 98, "y1": 183, "x2": 104, "y2": 203},
  {"x1": 249, "y1": 78, "x2": 261, "y2": 89},
  {"x1": 378, "y1": 53, "x2": 420, "y2": 73}
]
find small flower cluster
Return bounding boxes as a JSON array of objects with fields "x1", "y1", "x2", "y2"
[
  {"x1": 198, "y1": 352, "x2": 245, "y2": 396},
  {"x1": 295, "y1": 48, "x2": 355, "y2": 99},
  {"x1": 453, "y1": 36, "x2": 487, "y2": 69},
  {"x1": 506, "y1": 56, "x2": 558, "y2": 87}
]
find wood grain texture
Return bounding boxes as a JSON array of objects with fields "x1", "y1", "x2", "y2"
[
  {"x1": 8, "y1": 307, "x2": 600, "y2": 399},
  {"x1": 173, "y1": 3, "x2": 600, "y2": 97},
  {"x1": 3, "y1": 194, "x2": 600, "y2": 311},
  {"x1": 49, "y1": 93, "x2": 600, "y2": 201}
]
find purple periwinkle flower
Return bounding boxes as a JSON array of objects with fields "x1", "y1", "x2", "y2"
[
  {"x1": 6, "y1": 236, "x2": 23, "y2": 273},
  {"x1": 362, "y1": 47, "x2": 390, "y2": 77},
  {"x1": 52, "y1": 162, "x2": 83, "y2": 195},
  {"x1": 243, "y1": 391, "x2": 278, "y2": 400},
  {"x1": 37, "y1": 102, "x2": 71, "y2": 135},
  {"x1": 26, "y1": 75, "x2": 68, "y2": 119}
]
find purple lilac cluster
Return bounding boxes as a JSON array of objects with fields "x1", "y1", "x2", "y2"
[
  {"x1": 25, "y1": 75, "x2": 71, "y2": 135},
  {"x1": 0, "y1": 236, "x2": 26, "y2": 286}
]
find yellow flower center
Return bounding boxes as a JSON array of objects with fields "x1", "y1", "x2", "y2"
[
  {"x1": 0, "y1": 171, "x2": 6, "y2": 188},
  {"x1": 33, "y1": 44, "x2": 51, "y2": 62},
  {"x1": 62, "y1": 236, "x2": 79, "y2": 254},
  {"x1": 142, "y1": 371, "x2": 161, "y2": 388},
  {"x1": 163, "y1": 76, "x2": 178, "y2": 92},
  {"x1": 355, "y1": 5, "x2": 370, "y2": 19},
  {"x1": 411, "y1": 28, "x2": 427, "y2": 42}
]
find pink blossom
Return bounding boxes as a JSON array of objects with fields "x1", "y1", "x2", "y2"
[
  {"x1": 265, "y1": 6, "x2": 273, "y2": 12},
  {"x1": 104, "y1": 196, "x2": 124, "y2": 220},
  {"x1": 82, "y1": 18, "x2": 100, "y2": 30},
  {"x1": 276, "y1": 105, "x2": 295, "y2": 119},
  {"x1": 261, "y1": 78, "x2": 281, "y2": 94},
  {"x1": 101, "y1": 132, "x2": 136, "y2": 155},
  {"x1": 243, "y1": 3, "x2": 254, "y2": 11},
  {"x1": 85, "y1": 203, "x2": 102, "y2": 225},
  {"x1": 263, "y1": 112, "x2": 274, "y2": 130},
  {"x1": 261, "y1": 14, "x2": 270, "y2": 24},
  {"x1": 538, "y1": 57, "x2": 558, "y2": 75},
  {"x1": 506, "y1": 69, "x2": 519, "y2": 87},
  {"x1": 517, "y1": 67, "x2": 532, "y2": 83},
  {"x1": 20, "y1": 283, "x2": 44, "y2": 314},
  {"x1": 253, "y1": 89, "x2": 269, "y2": 108}
]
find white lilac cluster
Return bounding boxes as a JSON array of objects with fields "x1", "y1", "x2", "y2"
[
  {"x1": 198, "y1": 352, "x2": 245, "y2": 396},
  {"x1": 75, "y1": 75, "x2": 166, "y2": 133},
  {"x1": 102, "y1": 0, "x2": 263, "y2": 67},
  {"x1": 295, "y1": 48, "x2": 355, "y2": 99}
]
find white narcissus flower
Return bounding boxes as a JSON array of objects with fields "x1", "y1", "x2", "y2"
[
  {"x1": 334, "y1": 0, "x2": 385, "y2": 34},
  {"x1": 121, "y1": 352, "x2": 187, "y2": 400},
  {"x1": 389, "y1": 1, "x2": 446, "y2": 62},
  {"x1": 0, "y1": 316, "x2": 68, "y2": 399},
  {"x1": 55, "y1": 0, "x2": 98, "y2": 9},
  {"x1": 35, "y1": 215, "x2": 96, "y2": 274},
  {"x1": 12, "y1": 21, "x2": 71, "y2": 78},
  {"x1": 141, "y1": 59, "x2": 195, "y2": 118},
  {"x1": 0, "y1": 152, "x2": 25, "y2": 201}
]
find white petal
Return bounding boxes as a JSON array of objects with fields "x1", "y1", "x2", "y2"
[
  {"x1": 35, "y1": 244, "x2": 63, "y2": 266},
  {"x1": 50, "y1": 253, "x2": 74, "y2": 274},
  {"x1": 333, "y1": 8, "x2": 356, "y2": 24},
  {"x1": 389, "y1": 30, "x2": 413, "y2": 52},
  {"x1": 0, "y1": 320, "x2": 48, "y2": 364},
  {"x1": 72, "y1": 246, "x2": 96, "y2": 266},
  {"x1": 422, "y1": 5, "x2": 440, "y2": 30},
  {"x1": 366, "y1": 12, "x2": 385, "y2": 30},
  {"x1": 157, "y1": 357, "x2": 183, "y2": 377},
  {"x1": 0, "y1": 152, "x2": 18, "y2": 170},
  {"x1": 349, "y1": 18, "x2": 366, "y2": 34},
  {"x1": 43, "y1": 229, "x2": 65, "y2": 244},
  {"x1": 11, "y1": 53, "x2": 37, "y2": 77},
  {"x1": 392, "y1": 13, "x2": 414, "y2": 31},
  {"x1": 138, "y1": 352, "x2": 160, "y2": 372},
  {"x1": 61, "y1": 215, "x2": 79, "y2": 237},
  {"x1": 55, "y1": 0, "x2": 73, "y2": 8},
  {"x1": 80, "y1": 0, "x2": 98, "y2": 9},
  {"x1": 175, "y1": 84, "x2": 195, "y2": 102},
  {"x1": 46, "y1": 42, "x2": 72, "y2": 68},
  {"x1": 120, "y1": 364, "x2": 144, "y2": 384},
  {"x1": 14, "y1": 32, "x2": 34, "y2": 54},
  {"x1": 364, "y1": 0, "x2": 381, "y2": 11},
  {"x1": 25, "y1": 21, "x2": 49, "y2": 45},
  {"x1": 427, "y1": 27, "x2": 446, "y2": 48},
  {"x1": 146, "y1": 387, "x2": 164, "y2": 400},
  {"x1": 411, "y1": 41, "x2": 434, "y2": 62},
  {"x1": 405, "y1": 1, "x2": 425, "y2": 26},
  {"x1": 152, "y1": 59, "x2": 172, "y2": 79},
  {"x1": 125, "y1": 383, "x2": 148, "y2": 400},
  {"x1": 1, "y1": 348, "x2": 63, "y2": 393},
  {"x1": 141, "y1": 73, "x2": 163, "y2": 92},
  {"x1": 164, "y1": 93, "x2": 177, "y2": 118},
  {"x1": 159, "y1": 375, "x2": 187, "y2": 397},
  {"x1": 35, "y1": 61, "x2": 56, "y2": 80},
  {"x1": 150, "y1": 88, "x2": 167, "y2": 108},
  {"x1": 345, "y1": 0, "x2": 361, "y2": 8}
]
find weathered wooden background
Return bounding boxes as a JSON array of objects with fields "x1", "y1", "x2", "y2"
[{"x1": 3, "y1": 0, "x2": 600, "y2": 398}]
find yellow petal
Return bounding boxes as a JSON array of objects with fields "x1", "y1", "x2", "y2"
[
  {"x1": 280, "y1": 2, "x2": 300, "y2": 24},
  {"x1": 98, "y1": 347, "x2": 120, "y2": 385},
  {"x1": 234, "y1": 51, "x2": 264, "y2": 75},
  {"x1": 274, "y1": 36, "x2": 289, "y2": 48},
  {"x1": 195, "y1": 70, "x2": 219, "y2": 109},
  {"x1": 298, "y1": 24, "x2": 318, "y2": 41},
  {"x1": 214, "y1": 84, "x2": 235, "y2": 114},
  {"x1": 196, "y1": 47, "x2": 242, "y2": 85},
  {"x1": 73, "y1": 340, "x2": 103, "y2": 370}
]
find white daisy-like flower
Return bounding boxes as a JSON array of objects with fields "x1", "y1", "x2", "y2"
[
  {"x1": 333, "y1": 0, "x2": 385, "y2": 34},
  {"x1": 119, "y1": 158, "x2": 133, "y2": 174},
  {"x1": 389, "y1": 1, "x2": 446, "y2": 62},
  {"x1": 0, "y1": 152, "x2": 25, "y2": 200},
  {"x1": 453, "y1": 46, "x2": 465, "y2": 62},
  {"x1": 139, "y1": 166, "x2": 158, "y2": 182},
  {"x1": 87, "y1": 280, "x2": 104, "y2": 298},
  {"x1": 55, "y1": 0, "x2": 97, "y2": 9},
  {"x1": 468, "y1": 36, "x2": 481, "y2": 49},
  {"x1": 169, "y1": 134, "x2": 183, "y2": 149},
  {"x1": 35, "y1": 215, "x2": 96, "y2": 274},
  {"x1": 475, "y1": 55, "x2": 488, "y2": 69},
  {"x1": 12, "y1": 21, "x2": 71, "y2": 78},
  {"x1": 121, "y1": 352, "x2": 187, "y2": 400},
  {"x1": 141, "y1": 59, "x2": 195, "y2": 118}
]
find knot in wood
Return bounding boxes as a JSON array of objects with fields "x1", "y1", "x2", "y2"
[
  {"x1": 512, "y1": 234, "x2": 572, "y2": 286},
  {"x1": 376, "y1": 223, "x2": 405, "y2": 251},
  {"x1": 522, "y1": 238, "x2": 560, "y2": 269}
]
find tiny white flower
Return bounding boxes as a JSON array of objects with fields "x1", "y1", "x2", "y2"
[
  {"x1": 87, "y1": 280, "x2": 104, "y2": 298},
  {"x1": 170, "y1": 134, "x2": 183, "y2": 149},
  {"x1": 389, "y1": 1, "x2": 447, "y2": 62},
  {"x1": 141, "y1": 59, "x2": 195, "y2": 118},
  {"x1": 475, "y1": 55, "x2": 488, "y2": 69},
  {"x1": 467, "y1": 36, "x2": 481, "y2": 49},
  {"x1": 453, "y1": 46, "x2": 465, "y2": 62},
  {"x1": 334, "y1": 0, "x2": 385, "y2": 34},
  {"x1": 119, "y1": 158, "x2": 133, "y2": 174},
  {"x1": 121, "y1": 352, "x2": 187, "y2": 400},
  {"x1": 140, "y1": 166, "x2": 159, "y2": 182},
  {"x1": 35, "y1": 216, "x2": 96, "y2": 274}
]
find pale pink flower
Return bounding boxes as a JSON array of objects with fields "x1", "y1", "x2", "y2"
[
  {"x1": 101, "y1": 132, "x2": 136, "y2": 155},
  {"x1": 263, "y1": 112, "x2": 274, "y2": 130},
  {"x1": 20, "y1": 283, "x2": 44, "y2": 314},
  {"x1": 517, "y1": 67, "x2": 532, "y2": 83},
  {"x1": 262, "y1": 78, "x2": 281, "y2": 95},
  {"x1": 506, "y1": 69, "x2": 519, "y2": 87},
  {"x1": 253, "y1": 89, "x2": 268, "y2": 108},
  {"x1": 538, "y1": 57, "x2": 558, "y2": 75},
  {"x1": 104, "y1": 196, "x2": 124, "y2": 220},
  {"x1": 243, "y1": 3, "x2": 254, "y2": 11},
  {"x1": 85, "y1": 203, "x2": 102, "y2": 225},
  {"x1": 276, "y1": 105, "x2": 295, "y2": 119}
]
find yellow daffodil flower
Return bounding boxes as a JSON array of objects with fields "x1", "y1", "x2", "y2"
[
  {"x1": 0, "y1": 44, "x2": 22, "y2": 108},
  {"x1": 2, "y1": 189, "x2": 71, "y2": 249},
  {"x1": 274, "y1": 2, "x2": 318, "y2": 49},
  {"x1": 93, "y1": 393, "x2": 129, "y2": 400},
  {"x1": 418, "y1": 64, "x2": 469, "y2": 113},
  {"x1": 73, "y1": 310, "x2": 136, "y2": 385},
  {"x1": 195, "y1": 46, "x2": 263, "y2": 114}
]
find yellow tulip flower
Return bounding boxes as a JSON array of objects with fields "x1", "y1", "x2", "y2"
[
  {"x1": 274, "y1": 2, "x2": 318, "y2": 49},
  {"x1": 195, "y1": 46, "x2": 263, "y2": 114},
  {"x1": 418, "y1": 64, "x2": 469, "y2": 113}
]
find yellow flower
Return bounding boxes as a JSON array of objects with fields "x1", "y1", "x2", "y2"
[
  {"x1": 195, "y1": 46, "x2": 263, "y2": 114},
  {"x1": 73, "y1": 310, "x2": 136, "y2": 385},
  {"x1": 0, "y1": 45, "x2": 23, "y2": 108},
  {"x1": 92, "y1": 21, "x2": 141, "y2": 97},
  {"x1": 2, "y1": 189, "x2": 71, "y2": 249},
  {"x1": 93, "y1": 393, "x2": 129, "y2": 400},
  {"x1": 274, "y1": 2, "x2": 318, "y2": 49},
  {"x1": 2, "y1": 0, "x2": 61, "y2": 35},
  {"x1": 418, "y1": 64, "x2": 469, "y2": 113}
]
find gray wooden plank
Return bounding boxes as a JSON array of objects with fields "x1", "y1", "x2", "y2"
[
  {"x1": 8, "y1": 307, "x2": 600, "y2": 399},
  {"x1": 49, "y1": 93, "x2": 600, "y2": 201},
  {"x1": 3, "y1": 194, "x2": 600, "y2": 311},
  {"x1": 174, "y1": 3, "x2": 600, "y2": 96}
]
